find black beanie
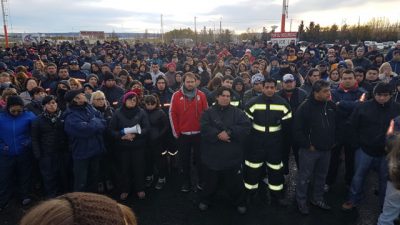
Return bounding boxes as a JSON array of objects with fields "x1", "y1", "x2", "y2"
[
  {"x1": 6, "y1": 95, "x2": 24, "y2": 109},
  {"x1": 373, "y1": 82, "x2": 393, "y2": 95},
  {"x1": 64, "y1": 89, "x2": 84, "y2": 103},
  {"x1": 42, "y1": 95, "x2": 56, "y2": 106},
  {"x1": 104, "y1": 72, "x2": 115, "y2": 81}
]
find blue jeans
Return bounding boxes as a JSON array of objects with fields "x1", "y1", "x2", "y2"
[
  {"x1": 377, "y1": 181, "x2": 400, "y2": 225},
  {"x1": 348, "y1": 148, "x2": 388, "y2": 206}
]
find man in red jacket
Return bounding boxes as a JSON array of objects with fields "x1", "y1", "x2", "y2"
[{"x1": 169, "y1": 72, "x2": 208, "y2": 192}]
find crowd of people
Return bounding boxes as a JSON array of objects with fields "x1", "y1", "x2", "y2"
[{"x1": 1, "y1": 39, "x2": 400, "y2": 224}]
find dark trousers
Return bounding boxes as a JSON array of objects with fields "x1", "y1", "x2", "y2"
[
  {"x1": 200, "y1": 165, "x2": 246, "y2": 207},
  {"x1": 326, "y1": 142, "x2": 355, "y2": 186},
  {"x1": 99, "y1": 150, "x2": 116, "y2": 185},
  {"x1": 296, "y1": 148, "x2": 331, "y2": 204},
  {"x1": 0, "y1": 151, "x2": 32, "y2": 207},
  {"x1": 178, "y1": 134, "x2": 201, "y2": 185},
  {"x1": 73, "y1": 155, "x2": 100, "y2": 192},
  {"x1": 115, "y1": 148, "x2": 145, "y2": 193},
  {"x1": 145, "y1": 141, "x2": 163, "y2": 178},
  {"x1": 39, "y1": 152, "x2": 70, "y2": 198},
  {"x1": 282, "y1": 139, "x2": 299, "y2": 175}
]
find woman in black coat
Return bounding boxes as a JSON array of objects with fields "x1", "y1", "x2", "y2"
[
  {"x1": 31, "y1": 95, "x2": 70, "y2": 197},
  {"x1": 109, "y1": 91, "x2": 150, "y2": 200},
  {"x1": 143, "y1": 95, "x2": 169, "y2": 190}
]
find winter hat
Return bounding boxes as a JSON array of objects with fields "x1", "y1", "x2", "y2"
[
  {"x1": 251, "y1": 73, "x2": 265, "y2": 85},
  {"x1": 81, "y1": 62, "x2": 91, "y2": 71},
  {"x1": 42, "y1": 95, "x2": 56, "y2": 106},
  {"x1": 373, "y1": 82, "x2": 393, "y2": 95},
  {"x1": 58, "y1": 80, "x2": 71, "y2": 90},
  {"x1": 83, "y1": 83, "x2": 95, "y2": 91},
  {"x1": 86, "y1": 74, "x2": 99, "y2": 82},
  {"x1": 57, "y1": 192, "x2": 126, "y2": 225},
  {"x1": 167, "y1": 62, "x2": 176, "y2": 69},
  {"x1": 6, "y1": 95, "x2": 24, "y2": 108},
  {"x1": 122, "y1": 91, "x2": 138, "y2": 104},
  {"x1": 64, "y1": 89, "x2": 84, "y2": 103},
  {"x1": 104, "y1": 72, "x2": 115, "y2": 81},
  {"x1": 338, "y1": 61, "x2": 348, "y2": 69}
]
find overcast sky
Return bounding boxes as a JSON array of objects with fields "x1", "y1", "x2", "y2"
[{"x1": 5, "y1": 0, "x2": 400, "y2": 33}]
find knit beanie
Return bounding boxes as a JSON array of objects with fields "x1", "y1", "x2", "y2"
[
  {"x1": 373, "y1": 82, "x2": 393, "y2": 95},
  {"x1": 122, "y1": 91, "x2": 138, "y2": 104},
  {"x1": 6, "y1": 95, "x2": 24, "y2": 108},
  {"x1": 64, "y1": 89, "x2": 84, "y2": 103},
  {"x1": 42, "y1": 95, "x2": 56, "y2": 106},
  {"x1": 57, "y1": 192, "x2": 125, "y2": 225}
]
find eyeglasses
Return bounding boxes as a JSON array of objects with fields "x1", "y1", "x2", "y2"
[
  {"x1": 94, "y1": 98, "x2": 105, "y2": 101},
  {"x1": 145, "y1": 102, "x2": 156, "y2": 105}
]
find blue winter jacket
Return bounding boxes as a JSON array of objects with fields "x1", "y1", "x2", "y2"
[
  {"x1": 0, "y1": 111, "x2": 36, "y2": 156},
  {"x1": 389, "y1": 60, "x2": 400, "y2": 75},
  {"x1": 64, "y1": 104, "x2": 106, "y2": 160}
]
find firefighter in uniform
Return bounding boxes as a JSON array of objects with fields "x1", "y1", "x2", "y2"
[{"x1": 243, "y1": 78, "x2": 292, "y2": 205}]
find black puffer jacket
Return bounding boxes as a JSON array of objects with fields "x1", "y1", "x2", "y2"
[
  {"x1": 31, "y1": 111, "x2": 69, "y2": 159},
  {"x1": 145, "y1": 108, "x2": 169, "y2": 144},
  {"x1": 109, "y1": 106, "x2": 150, "y2": 149},
  {"x1": 294, "y1": 96, "x2": 336, "y2": 151}
]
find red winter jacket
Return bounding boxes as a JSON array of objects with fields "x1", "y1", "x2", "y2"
[{"x1": 169, "y1": 89, "x2": 208, "y2": 138}]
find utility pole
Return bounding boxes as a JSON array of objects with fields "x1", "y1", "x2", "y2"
[
  {"x1": 1, "y1": 0, "x2": 9, "y2": 48},
  {"x1": 160, "y1": 14, "x2": 164, "y2": 43},
  {"x1": 290, "y1": 18, "x2": 293, "y2": 32},
  {"x1": 194, "y1": 16, "x2": 197, "y2": 44},
  {"x1": 219, "y1": 18, "x2": 222, "y2": 35},
  {"x1": 281, "y1": 0, "x2": 288, "y2": 33}
]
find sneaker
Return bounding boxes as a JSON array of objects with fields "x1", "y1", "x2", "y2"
[
  {"x1": 120, "y1": 192, "x2": 129, "y2": 201},
  {"x1": 196, "y1": 183, "x2": 204, "y2": 191},
  {"x1": 198, "y1": 202, "x2": 208, "y2": 211},
  {"x1": 342, "y1": 201, "x2": 356, "y2": 211},
  {"x1": 181, "y1": 183, "x2": 190, "y2": 193},
  {"x1": 22, "y1": 198, "x2": 32, "y2": 206},
  {"x1": 145, "y1": 175, "x2": 154, "y2": 187},
  {"x1": 137, "y1": 191, "x2": 146, "y2": 200},
  {"x1": 237, "y1": 206, "x2": 247, "y2": 214},
  {"x1": 310, "y1": 199, "x2": 331, "y2": 210},
  {"x1": 106, "y1": 180, "x2": 114, "y2": 191},
  {"x1": 324, "y1": 184, "x2": 330, "y2": 193},
  {"x1": 155, "y1": 178, "x2": 166, "y2": 190},
  {"x1": 98, "y1": 182, "x2": 105, "y2": 193},
  {"x1": 297, "y1": 202, "x2": 310, "y2": 215}
]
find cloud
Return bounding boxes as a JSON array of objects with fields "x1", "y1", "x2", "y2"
[{"x1": 6, "y1": 0, "x2": 400, "y2": 33}]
